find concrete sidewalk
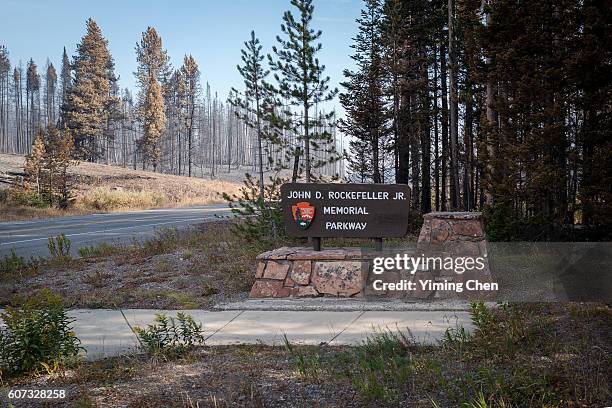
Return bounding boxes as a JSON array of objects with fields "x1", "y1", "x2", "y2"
[{"x1": 69, "y1": 309, "x2": 473, "y2": 360}]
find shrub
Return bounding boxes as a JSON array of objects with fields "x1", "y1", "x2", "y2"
[
  {"x1": 133, "y1": 312, "x2": 205, "y2": 356},
  {"x1": 0, "y1": 250, "x2": 26, "y2": 275},
  {"x1": 9, "y1": 189, "x2": 53, "y2": 208},
  {"x1": 0, "y1": 290, "x2": 81, "y2": 378},
  {"x1": 48, "y1": 234, "x2": 72, "y2": 260},
  {"x1": 0, "y1": 250, "x2": 40, "y2": 282},
  {"x1": 223, "y1": 173, "x2": 284, "y2": 244}
]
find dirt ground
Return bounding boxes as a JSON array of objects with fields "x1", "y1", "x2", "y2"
[{"x1": 2, "y1": 346, "x2": 360, "y2": 408}]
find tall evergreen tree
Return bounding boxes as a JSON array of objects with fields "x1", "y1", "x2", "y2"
[
  {"x1": 44, "y1": 61, "x2": 57, "y2": 126},
  {"x1": 269, "y1": 0, "x2": 338, "y2": 182},
  {"x1": 181, "y1": 54, "x2": 200, "y2": 177},
  {"x1": 102, "y1": 57, "x2": 123, "y2": 164},
  {"x1": 26, "y1": 59, "x2": 40, "y2": 149},
  {"x1": 58, "y1": 47, "x2": 71, "y2": 125},
  {"x1": 447, "y1": 0, "x2": 460, "y2": 208},
  {"x1": 135, "y1": 27, "x2": 170, "y2": 170},
  {"x1": 231, "y1": 31, "x2": 272, "y2": 200},
  {"x1": 63, "y1": 18, "x2": 112, "y2": 160},
  {"x1": 340, "y1": 0, "x2": 388, "y2": 184}
]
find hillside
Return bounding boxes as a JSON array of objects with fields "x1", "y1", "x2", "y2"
[{"x1": 0, "y1": 154, "x2": 256, "y2": 220}]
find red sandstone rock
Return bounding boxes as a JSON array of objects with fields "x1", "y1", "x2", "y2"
[
  {"x1": 287, "y1": 248, "x2": 348, "y2": 260},
  {"x1": 291, "y1": 260, "x2": 312, "y2": 285},
  {"x1": 296, "y1": 286, "x2": 319, "y2": 297},
  {"x1": 312, "y1": 261, "x2": 364, "y2": 296},
  {"x1": 255, "y1": 261, "x2": 266, "y2": 278},
  {"x1": 416, "y1": 212, "x2": 494, "y2": 300},
  {"x1": 344, "y1": 247, "x2": 365, "y2": 259},
  {"x1": 284, "y1": 276, "x2": 295, "y2": 287},
  {"x1": 450, "y1": 220, "x2": 484, "y2": 237},
  {"x1": 249, "y1": 280, "x2": 285, "y2": 298},
  {"x1": 263, "y1": 261, "x2": 290, "y2": 280},
  {"x1": 256, "y1": 247, "x2": 297, "y2": 260},
  {"x1": 273, "y1": 287, "x2": 292, "y2": 297},
  {"x1": 431, "y1": 225, "x2": 450, "y2": 244}
]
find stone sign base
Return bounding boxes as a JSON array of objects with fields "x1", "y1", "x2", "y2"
[
  {"x1": 249, "y1": 247, "x2": 375, "y2": 298},
  {"x1": 250, "y1": 212, "x2": 496, "y2": 300}
]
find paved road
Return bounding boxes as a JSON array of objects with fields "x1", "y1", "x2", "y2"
[{"x1": 0, "y1": 204, "x2": 232, "y2": 259}]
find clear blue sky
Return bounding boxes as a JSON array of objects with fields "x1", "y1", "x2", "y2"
[{"x1": 1, "y1": 0, "x2": 362, "y2": 109}]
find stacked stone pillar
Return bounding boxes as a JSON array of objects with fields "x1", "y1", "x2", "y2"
[{"x1": 412, "y1": 211, "x2": 495, "y2": 299}]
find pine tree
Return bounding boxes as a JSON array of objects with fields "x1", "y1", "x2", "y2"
[
  {"x1": 58, "y1": 47, "x2": 71, "y2": 125},
  {"x1": 102, "y1": 56, "x2": 122, "y2": 165},
  {"x1": 181, "y1": 54, "x2": 200, "y2": 177},
  {"x1": 141, "y1": 79, "x2": 165, "y2": 170},
  {"x1": 381, "y1": 0, "x2": 407, "y2": 183},
  {"x1": 447, "y1": 0, "x2": 460, "y2": 208},
  {"x1": 24, "y1": 133, "x2": 46, "y2": 195},
  {"x1": 339, "y1": 0, "x2": 388, "y2": 184},
  {"x1": 24, "y1": 125, "x2": 76, "y2": 207},
  {"x1": 269, "y1": 0, "x2": 338, "y2": 182},
  {"x1": 26, "y1": 59, "x2": 40, "y2": 149},
  {"x1": 44, "y1": 61, "x2": 57, "y2": 126},
  {"x1": 0, "y1": 46, "x2": 9, "y2": 151},
  {"x1": 135, "y1": 27, "x2": 169, "y2": 170},
  {"x1": 231, "y1": 31, "x2": 273, "y2": 200},
  {"x1": 63, "y1": 18, "x2": 112, "y2": 161}
]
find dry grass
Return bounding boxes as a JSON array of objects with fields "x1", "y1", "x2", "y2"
[
  {"x1": 0, "y1": 203, "x2": 92, "y2": 222},
  {"x1": 0, "y1": 153, "x2": 243, "y2": 221},
  {"x1": 0, "y1": 221, "x2": 268, "y2": 309}
]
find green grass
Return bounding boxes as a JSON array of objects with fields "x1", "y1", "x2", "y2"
[{"x1": 284, "y1": 302, "x2": 611, "y2": 407}]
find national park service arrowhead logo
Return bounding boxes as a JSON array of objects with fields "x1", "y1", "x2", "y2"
[{"x1": 292, "y1": 201, "x2": 315, "y2": 230}]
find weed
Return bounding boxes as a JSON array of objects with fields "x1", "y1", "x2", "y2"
[
  {"x1": 282, "y1": 334, "x2": 323, "y2": 381},
  {"x1": 0, "y1": 250, "x2": 25, "y2": 277},
  {"x1": 201, "y1": 283, "x2": 220, "y2": 297},
  {"x1": 344, "y1": 330, "x2": 416, "y2": 404},
  {"x1": 167, "y1": 292, "x2": 199, "y2": 309},
  {"x1": 47, "y1": 234, "x2": 72, "y2": 261},
  {"x1": 0, "y1": 250, "x2": 41, "y2": 283},
  {"x1": 78, "y1": 242, "x2": 117, "y2": 258},
  {"x1": 133, "y1": 312, "x2": 205, "y2": 356},
  {"x1": 82, "y1": 271, "x2": 113, "y2": 288},
  {"x1": 0, "y1": 289, "x2": 82, "y2": 379},
  {"x1": 154, "y1": 259, "x2": 172, "y2": 273}
]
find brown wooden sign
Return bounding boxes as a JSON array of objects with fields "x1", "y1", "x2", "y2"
[{"x1": 281, "y1": 183, "x2": 411, "y2": 238}]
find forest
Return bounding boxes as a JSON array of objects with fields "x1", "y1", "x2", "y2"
[
  {"x1": 0, "y1": 0, "x2": 610, "y2": 239},
  {"x1": 0, "y1": 16, "x2": 342, "y2": 181},
  {"x1": 340, "y1": 0, "x2": 610, "y2": 237}
]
